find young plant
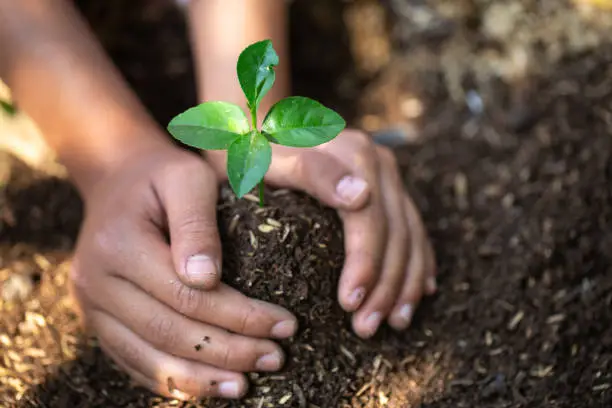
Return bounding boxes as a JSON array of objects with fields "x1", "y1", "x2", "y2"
[{"x1": 167, "y1": 39, "x2": 346, "y2": 205}]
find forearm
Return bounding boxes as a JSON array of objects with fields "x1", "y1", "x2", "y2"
[
  {"x1": 185, "y1": 0, "x2": 291, "y2": 115},
  {"x1": 0, "y1": 0, "x2": 171, "y2": 197}
]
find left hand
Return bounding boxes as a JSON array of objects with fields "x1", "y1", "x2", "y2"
[{"x1": 206, "y1": 129, "x2": 437, "y2": 339}]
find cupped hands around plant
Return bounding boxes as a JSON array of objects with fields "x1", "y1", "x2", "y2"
[
  {"x1": 167, "y1": 39, "x2": 346, "y2": 205},
  {"x1": 167, "y1": 40, "x2": 438, "y2": 339}
]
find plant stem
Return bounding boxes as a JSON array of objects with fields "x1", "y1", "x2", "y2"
[
  {"x1": 250, "y1": 107, "x2": 258, "y2": 131},
  {"x1": 258, "y1": 181, "x2": 265, "y2": 207},
  {"x1": 250, "y1": 106, "x2": 265, "y2": 207}
]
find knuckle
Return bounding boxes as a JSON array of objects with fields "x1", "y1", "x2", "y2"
[
  {"x1": 68, "y1": 260, "x2": 88, "y2": 291},
  {"x1": 145, "y1": 314, "x2": 177, "y2": 348},
  {"x1": 377, "y1": 145, "x2": 397, "y2": 166},
  {"x1": 175, "y1": 213, "x2": 219, "y2": 240},
  {"x1": 292, "y1": 151, "x2": 314, "y2": 182},
  {"x1": 349, "y1": 130, "x2": 372, "y2": 147},
  {"x1": 237, "y1": 304, "x2": 259, "y2": 334},
  {"x1": 110, "y1": 338, "x2": 143, "y2": 369},
  {"x1": 172, "y1": 281, "x2": 206, "y2": 316},
  {"x1": 402, "y1": 275, "x2": 425, "y2": 305},
  {"x1": 176, "y1": 370, "x2": 207, "y2": 397},
  {"x1": 213, "y1": 342, "x2": 235, "y2": 370}
]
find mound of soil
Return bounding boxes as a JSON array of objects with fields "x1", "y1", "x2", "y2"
[{"x1": 214, "y1": 185, "x2": 401, "y2": 407}]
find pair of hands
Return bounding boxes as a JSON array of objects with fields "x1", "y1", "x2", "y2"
[{"x1": 69, "y1": 128, "x2": 437, "y2": 400}]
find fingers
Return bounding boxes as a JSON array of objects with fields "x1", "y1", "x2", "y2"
[
  {"x1": 101, "y1": 226, "x2": 297, "y2": 340},
  {"x1": 93, "y1": 312, "x2": 249, "y2": 400},
  {"x1": 264, "y1": 147, "x2": 371, "y2": 210},
  {"x1": 387, "y1": 195, "x2": 436, "y2": 330},
  {"x1": 350, "y1": 147, "x2": 409, "y2": 338},
  {"x1": 154, "y1": 157, "x2": 223, "y2": 290},
  {"x1": 92, "y1": 276, "x2": 285, "y2": 373},
  {"x1": 321, "y1": 133, "x2": 387, "y2": 313}
]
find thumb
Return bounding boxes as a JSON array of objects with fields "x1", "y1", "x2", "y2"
[
  {"x1": 155, "y1": 158, "x2": 222, "y2": 290},
  {"x1": 265, "y1": 148, "x2": 371, "y2": 210}
]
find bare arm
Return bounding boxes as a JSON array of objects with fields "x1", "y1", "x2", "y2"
[
  {"x1": 185, "y1": 0, "x2": 291, "y2": 115},
  {"x1": 0, "y1": 0, "x2": 172, "y2": 197}
]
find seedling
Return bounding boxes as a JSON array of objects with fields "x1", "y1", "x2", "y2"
[{"x1": 167, "y1": 39, "x2": 346, "y2": 206}]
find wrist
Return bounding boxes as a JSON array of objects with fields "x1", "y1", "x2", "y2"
[{"x1": 63, "y1": 121, "x2": 174, "y2": 199}]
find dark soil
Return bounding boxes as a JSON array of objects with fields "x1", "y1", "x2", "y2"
[{"x1": 1, "y1": 0, "x2": 612, "y2": 407}]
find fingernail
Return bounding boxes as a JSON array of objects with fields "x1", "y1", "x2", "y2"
[
  {"x1": 347, "y1": 287, "x2": 366, "y2": 309},
  {"x1": 185, "y1": 255, "x2": 218, "y2": 285},
  {"x1": 256, "y1": 351, "x2": 283, "y2": 371},
  {"x1": 364, "y1": 312, "x2": 382, "y2": 337},
  {"x1": 336, "y1": 176, "x2": 368, "y2": 204},
  {"x1": 396, "y1": 304, "x2": 413, "y2": 328},
  {"x1": 426, "y1": 277, "x2": 437, "y2": 294},
  {"x1": 271, "y1": 319, "x2": 297, "y2": 338},
  {"x1": 218, "y1": 381, "x2": 241, "y2": 398}
]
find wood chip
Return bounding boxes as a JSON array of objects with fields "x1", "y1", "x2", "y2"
[
  {"x1": 280, "y1": 225, "x2": 291, "y2": 243},
  {"x1": 278, "y1": 393, "x2": 292, "y2": 404},
  {"x1": 485, "y1": 331, "x2": 493, "y2": 346},
  {"x1": 26, "y1": 312, "x2": 46, "y2": 327},
  {"x1": 530, "y1": 365, "x2": 554, "y2": 378},
  {"x1": 356, "y1": 383, "x2": 371, "y2": 397},
  {"x1": 507, "y1": 310, "x2": 524, "y2": 330},
  {"x1": 249, "y1": 231, "x2": 258, "y2": 249},
  {"x1": 340, "y1": 345, "x2": 356, "y2": 364},
  {"x1": 243, "y1": 194, "x2": 260, "y2": 203},
  {"x1": 546, "y1": 313, "x2": 566, "y2": 324},
  {"x1": 1, "y1": 274, "x2": 33, "y2": 302},
  {"x1": 266, "y1": 218, "x2": 282, "y2": 228},
  {"x1": 378, "y1": 391, "x2": 389, "y2": 405},
  {"x1": 593, "y1": 383, "x2": 610, "y2": 391},
  {"x1": 454, "y1": 172, "x2": 469, "y2": 209},
  {"x1": 0, "y1": 333, "x2": 12, "y2": 346},
  {"x1": 258, "y1": 224, "x2": 276, "y2": 233},
  {"x1": 7, "y1": 349, "x2": 22, "y2": 362},
  {"x1": 228, "y1": 215, "x2": 240, "y2": 235},
  {"x1": 23, "y1": 348, "x2": 46, "y2": 358},
  {"x1": 33, "y1": 254, "x2": 51, "y2": 271}
]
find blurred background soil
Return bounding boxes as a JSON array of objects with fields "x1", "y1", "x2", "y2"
[{"x1": 1, "y1": 0, "x2": 611, "y2": 406}]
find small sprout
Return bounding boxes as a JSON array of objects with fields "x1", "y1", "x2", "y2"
[
  {"x1": 202, "y1": 336, "x2": 211, "y2": 343},
  {"x1": 167, "y1": 40, "x2": 346, "y2": 206},
  {"x1": 194, "y1": 344, "x2": 202, "y2": 351},
  {"x1": 210, "y1": 380, "x2": 218, "y2": 386}
]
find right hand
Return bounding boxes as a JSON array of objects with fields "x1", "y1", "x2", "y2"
[{"x1": 69, "y1": 143, "x2": 298, "y2": 400}]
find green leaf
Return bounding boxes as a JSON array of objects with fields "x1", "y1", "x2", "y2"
[
  {"x1": 0, "y1": 100, "x2": 17, "y2": 117},
  {"x1": 261, "y1": 96, "x2": 346, "y2": 147},
  {"x1": 237, "y1": 39, "x2": 279, "y2": 110},
  {"x1": 167, "y1": 102, "x2": 249, "y2": 150},
  {"x1": 227, "y1": 131, "x2": 272, "y2": 198}
]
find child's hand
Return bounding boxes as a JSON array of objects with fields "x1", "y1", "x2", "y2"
[
  {"x1": 207, "y1": 129, "x2": 437, "y2": 339},
  {"x1": 69, "y1": 145, "x2": 297, "y2": 400}
]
